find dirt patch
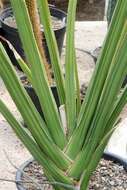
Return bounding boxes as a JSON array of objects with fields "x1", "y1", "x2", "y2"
[{"x1": 3, "y1": 15, "x2": 65, "y2": 30}]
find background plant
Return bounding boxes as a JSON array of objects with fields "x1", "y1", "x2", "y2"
[
  {"x1": 107, "y1": 0, "x2": 117, "y2": 24},
  {"x1": 0, "y1": 0, "x2": 127, "y2": 189}
]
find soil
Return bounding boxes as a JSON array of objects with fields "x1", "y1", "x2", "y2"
[
  {"x1": 3, "y1": 15, "x2": 64, "y2": 30},
  {"x1": 19, "y1": 158, "x2": 127, "y2": 190}
]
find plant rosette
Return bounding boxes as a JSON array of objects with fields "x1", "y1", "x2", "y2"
[{"x1": 0, "y1": 1, "x2": 127, "y2": 190}]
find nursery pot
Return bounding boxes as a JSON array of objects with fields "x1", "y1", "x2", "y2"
[
  {"x1": 0, "y1": 35, "x2": 22, "y2": 70},
  {"x1": 15, "y1": 152, "x2": 127, "y2": 190},
  {"x1": 20, "y1": 76, "x2": 60, "y2": 119},
  {"x1": 0, "y1": 6, "x2": 66, "y2": 68}
]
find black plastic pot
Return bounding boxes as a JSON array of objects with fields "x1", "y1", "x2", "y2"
[
  {"x1": 15, "y1": 152, "x2": 127, "y2": 190},
  {"x1": 0, "y1": 35, "x2": 21, "y2": 70},
  {"x1": 20, "y1": 76, "x2": 60, "y2": 119},
  {"x1": 0, "y1": 6, "x2": 66, "y2": 68}
]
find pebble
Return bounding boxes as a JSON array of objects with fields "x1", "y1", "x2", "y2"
[{"x1": 20, "y1": 158, "x2": 127, "y2": 190}]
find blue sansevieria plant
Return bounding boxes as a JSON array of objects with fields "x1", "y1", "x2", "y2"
[{"x1": 0, "y1": 0, "x2": 127, "y2": 189}]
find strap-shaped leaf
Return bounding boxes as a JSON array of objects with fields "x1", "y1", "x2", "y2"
[
  {"x1": 0, "y1": 43, "x2": 71, "y2": 170},
  {"x1": 65, "y1": 0, "x2": 126, "y2": 158},
  {"x1": 80, "y1": 126, "x2": 117, "y2": 190},
  {"x1": 0, "y1": 36, "x2": 32, "y2": 82},
  {"x1": 82, "y1": 22, "x2": 127, "y2": 148},
  {"x1": 81, "y1": 86, "x2": 127, "y2": 188},
  {"x1": 0, "y1": 100, "x2": 73, "y2": 185},
  {"x1": 37, "y1": 0, "x2": 65, "y2": 105},
  {"x1": 68, "y1": 23, "x2": 127, "y2": 178},
  {"x1": 104, "y1": 85, "x2": 127, "y2": 134},
  {"x1": 74, "y1": 49, "x2": 81, "y2": 116},
  {"x1": 10, "y1": 0, "x2": 67, "y2": 148},
  {"x1": 65, "y1": 0, "x2": 77, "y2": 137}
]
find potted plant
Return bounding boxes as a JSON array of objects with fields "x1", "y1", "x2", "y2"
[
  {"x1": 0, "y1": 0, "x2": 127, "y2": 189},
  {"x1": 0, "y1": 2, "x2": 66, "y2": 68}
]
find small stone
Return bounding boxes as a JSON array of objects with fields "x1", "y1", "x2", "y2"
[{"x1": 109, "y1": 181, "x2": 115, "y2": 186}]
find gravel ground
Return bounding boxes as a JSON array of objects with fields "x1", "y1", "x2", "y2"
[{"x1": 0, "y1": 21, "x2": 127, "y2": 190}]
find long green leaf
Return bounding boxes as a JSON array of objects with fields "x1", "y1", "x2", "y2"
[
  {"x1": 104, "y1": 85, "x2": 127, "y2": 134},
  {"x1": 65, "y1": 0, "x2": 126, "y2": 158},
  {"x1": 65, "y1": 0, "x2": 77, "y2": 137},
  {"x1": 10, "y1": 0, "x2": 67, "y2": 148},
  {"x1": 68, "y1": 23, "x2": 127, "y2": 178},
  {"x1": 70, "y1": 86, "x2": 127, "y2": 179},
  {"x1": 82, "y1": 21, "x2": 127, "y2": 147},
  {"x1": 0, "y1": 100, "x2": 73, "y2": 186},
  {"x1": 0, "y1": 36, "x2": 32, "y2": 81},
  {"x1": 0, "y1": 43, "x2": 71, "y2": 170},
  {"x1": 80, "y1": 126, "x2": 117, "y2": 190},
  {"x1": 74, "y1": 49, "x2": 81, "y2": 116},
  {"x1": 79, "y1": 87, "x2": 127, "y2": 189},
  {"x1": 37, "y1": 0, "x2": 65, "y2": 105}
]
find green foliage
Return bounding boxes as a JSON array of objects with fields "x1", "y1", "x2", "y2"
[
  {"x1": 107, "y1": 0, "x2": 117, "y2": 24},
  {"x1": 0, "y1": 0, "x2": 127, "y2": 189}
]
